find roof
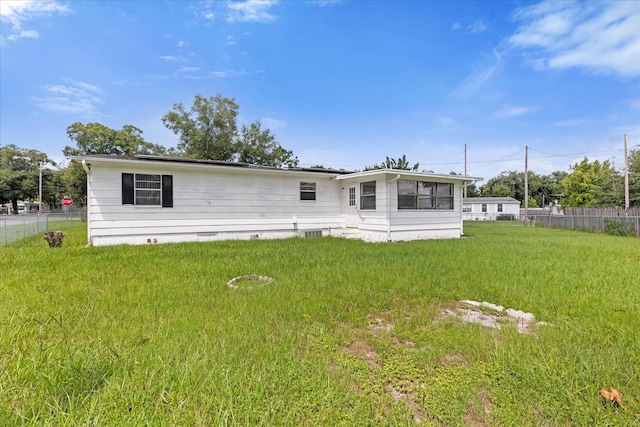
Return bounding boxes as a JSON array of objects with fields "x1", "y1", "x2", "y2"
[
  {"x1": 73, "y1": 154, "x2": 353, "y2": 175},
  {"x1": 73, "y1": 155, "x2": 483, "y2": 183},
  {"x1": 463, "y1": 197, "x2": 520, "y2": 204},
  {"x1": 335, "y1": 168, "x2": 482, "y2": 184}
]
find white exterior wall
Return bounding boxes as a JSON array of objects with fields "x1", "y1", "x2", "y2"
[
  {"x1": 87, "y1": 161, "x2": 344, "y2": 246},
  {"x1": 337, "y1": 176, "x2": 389, "y2": 242},
  {"x1": 388, "y1": 178, "x2": 464, "y2": 241},
  {"x1": 338, "y1": 175, "x2": 464, "y2": 242}
]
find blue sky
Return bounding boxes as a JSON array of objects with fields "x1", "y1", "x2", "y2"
[{"x1": 1, "y1": 0, "x2": 639, "y2": 181}]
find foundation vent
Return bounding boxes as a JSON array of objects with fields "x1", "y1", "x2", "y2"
[{"x1": 303, "y1": 230, "x2": 323, "y2": 239}]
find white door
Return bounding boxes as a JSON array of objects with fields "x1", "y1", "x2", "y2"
[{"x1": 346, "y1": 186, "x2": 358, "y2": 228}]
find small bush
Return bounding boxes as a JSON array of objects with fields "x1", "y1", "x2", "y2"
[{"x1": 604, "y1": 217, "x2": 634, "y2": 236}]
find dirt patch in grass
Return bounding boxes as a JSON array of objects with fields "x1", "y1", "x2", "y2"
[
  {"x1": 342, "y1": 338, "x2": 380, "y2": 371},
  {"x1": 438, "y1": 300, "x2": 547, "y2": 334},
  {"x1": 385, "y1": 382, "x2": 429, "y2": 424},
  {"x1": 226, "y1": 274, "x2": 273, "y2": 290},
  {"x1": 464, "y1": 387, "x2": 495, "y2": 426},
  {"x1": 367, "y1": 311, "x2": 394, "y2": 338}
]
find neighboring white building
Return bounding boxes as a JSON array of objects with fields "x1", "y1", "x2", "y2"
[
  {"x1": 462, "y1": 197, "x2": 521, "y2": 221},
  {"x1": 76, "y1": 155, "x2": 481, "y2": 246}
]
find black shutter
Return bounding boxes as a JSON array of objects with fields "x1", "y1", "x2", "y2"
[
  {"x1": 162, "y1": 175, "x2": 173, "y2": 208},
  {"x1": 122, "y1": 173, "x2": 134, "y2": 205}
]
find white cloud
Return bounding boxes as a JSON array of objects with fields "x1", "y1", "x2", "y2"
[
  {"x1": 227, "y1": 0, "x2": 278, "y2": 23},
  {"x1": 508, "y1": 1, "x2": 640, "y2": 77},
  {"x1": 439, "y1": 116, "x2": 455, "y2": 125},
  {"x1": 452, "y1": 49, "x2": 504, "y2": 98},
  {"x1": 261, "y1": 117, "x2": 286, "y2": 131},
  {"x1": 159, "y1": 54, "x2": 189, "y2": 62},
  {"x1": 202, "y1": 11, "x2": 214, "y2": 20},
  {"x1": 311, "y1": 0, "x2": 343, "y2": 6},
  {"x1": 178, "y1": 66, "x2": 200, "y2": 73},
  {"x1": 451, "y1": 20, "x2": 488, "y2": 33},
  {"x1": 551, "y1": 118, "x2": 588, "y2": 127},
  {"x1": 177, "y1": 40, "x2": 187, "y2": 47},
  {"x1": 35, "y1": 80, "x2": 103, "y2": 115},
  {"x1": 226, "y1": 35, "x2": 235, "y2": 45},
  {"x1": 0, "y1": 0, "x2": 70, "y2": 42},
  {"x1": 467, "y1": 20, "x2": 488, "y2": 33},
  {"x1": 495, "y1": 106, "x2": 536, "y2": 118}
]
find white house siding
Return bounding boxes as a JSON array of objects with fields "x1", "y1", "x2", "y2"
[
  {"x1": 86, "y1": 160, "x2": 345, "y2": 246},
  {"x1": 387, "y1": 178, "x2": 464, "y2": 241},
  {"x1": 337, "y1": 173, "x2": 467, "y2": 242},
  {"x1": 336, "y1": 176, "x2": 390, "y2": 242}
]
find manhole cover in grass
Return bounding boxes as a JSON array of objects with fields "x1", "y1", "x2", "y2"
[{"x1": 227, "y1": 274, "x2": 274, "y2": 290}]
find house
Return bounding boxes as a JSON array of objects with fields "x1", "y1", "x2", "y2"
[
  {"x1": 462, "y1": 197, "x2": 521, "y2": 221},
  {"x1": 75, "y1": 155, "x2": 481, "y2": 246}
]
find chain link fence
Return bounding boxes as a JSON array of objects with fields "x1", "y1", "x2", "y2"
[{"x1": 0, "y1": 213, "x2": 83, "y2": 247}]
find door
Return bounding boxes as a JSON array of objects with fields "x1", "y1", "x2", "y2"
[{"x1": 346, "y1": 186, "x2": 358, "y2": 228}]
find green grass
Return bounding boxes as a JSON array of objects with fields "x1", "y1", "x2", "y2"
[{"x1": 1, "y1": 222, "x2": 639, "y2": 425}]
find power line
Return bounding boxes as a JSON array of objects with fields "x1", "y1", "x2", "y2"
[{"x1": 528, "y1": 148, "x2": 620, "y2": 159}]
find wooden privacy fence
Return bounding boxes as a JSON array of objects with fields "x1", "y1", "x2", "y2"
[
  {"x1": 564, "y1": 206, "x2": 640, "y2": 217},
  {"x1": 531, "y1": 215, "x2": 640, "y2": 237}
]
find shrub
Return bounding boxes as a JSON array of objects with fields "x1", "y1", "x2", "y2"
[{"x1": 603, "y1": 217, "x2": 634, "y2": 237}]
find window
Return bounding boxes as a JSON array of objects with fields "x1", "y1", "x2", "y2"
[
  {"x1": 497, "y1": 203, "x2": 503, "y2": 212},
  {"x1": 122, "y1": 173, "x2": 173, "y2": 207},
  {"x1": 463, "y1": 207, "x2": 471, "y2": 213},
  {"x1": 348, "y1": 187, "x2": 356, "y2": 206},
  {"x1": 397, "y1": 180, "x2": 453, "y2": 210},
  {"x1": 360, "y1": 181, "x2": 376, "y2": 210},
  {"x1": 300, "y1": 182, "x2": 316, "y2": 201},
  {"x1": 481, "y1": 204, "x2": 487, "y2": 213}
]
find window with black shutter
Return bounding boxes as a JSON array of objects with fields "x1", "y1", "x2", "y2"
[{"x1": 122, "y1": 173, "x2": 173, "y2": 207}]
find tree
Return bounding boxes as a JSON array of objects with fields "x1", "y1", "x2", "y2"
[
  {"x1": 365, "y1": 155, "x2": 419, "y2": 171},
  {"x1": 162, "y1": 94, "x2": 239, "y2": 161},
  {"x1": 162, "y1": 94, "x2": 298, "y2": 167},
  {"x1": 237, "y1": 121, "x2": 298, "y2": 168},
  {"x1": 562, "y1": 157, "x2": 621, "y2": 207},
  {"x1": 63, "y1": 122, "x2": 166, "y2": 157},
  {"x1": 62, "y1": 122, "x2": 166, "y2": 206},
  {"x1": 464, "y1": 183, "x2": 480, "y2": 197},
  {"x1": 0, "y1": 145, "x2": 52, "y2": 213},
  {"x1": 481, "y1": 171, "x2": 523, "y2": 200},
  {"x1": 481, "y1": 170, "x2": 567, "y2": 207}
]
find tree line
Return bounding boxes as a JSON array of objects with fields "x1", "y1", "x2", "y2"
[{"x1": 1, "y1": 93, "x2": 639, "y2": 211}]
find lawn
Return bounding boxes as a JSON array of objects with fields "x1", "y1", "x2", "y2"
[{"x1": 1, "y1": 222, "x2": 638, "y2": 426}]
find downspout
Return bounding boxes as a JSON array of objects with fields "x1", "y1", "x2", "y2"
[
  {"x1": 387, "y1": 174, "x2": 401, "y2": 241},
  {"x1": 461, "y1": 178, "x2": 475, "y2": 236},
  {"x1": 81, "y1": 160, "x2": 92, "y2": 246}
]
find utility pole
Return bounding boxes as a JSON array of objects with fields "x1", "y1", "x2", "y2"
[
  {"x1": 39, "y1": 162, "x2": 43, "y2": 214},
  {"x1": 464, "y1": 144, "x2": 467, "y2": 198},
  {"x1": 624, "y1": 134, "x2": 629, "y2": 212},
  {"x1": 524, "y1": 146, "x2": 528, "y2": 225}
]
